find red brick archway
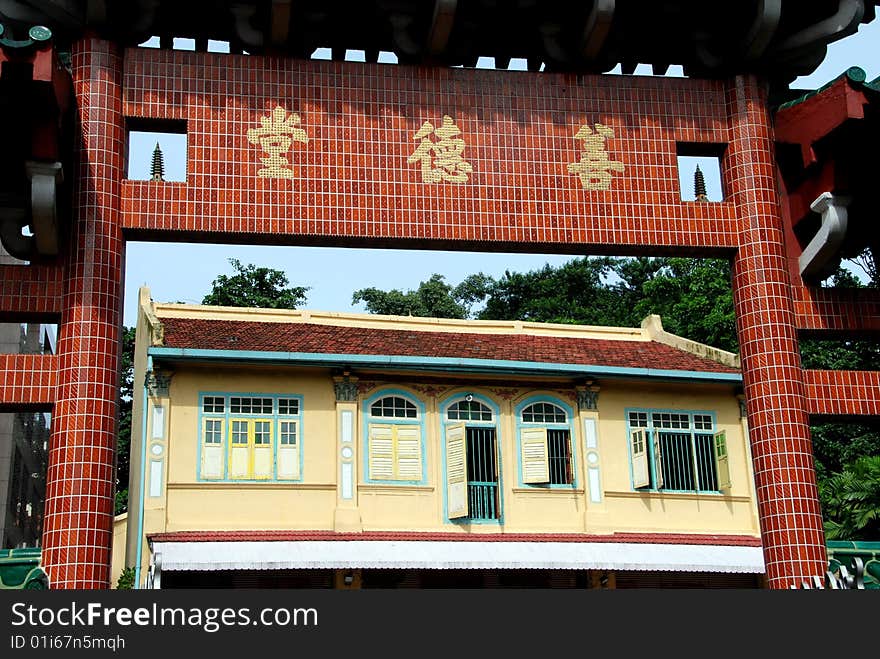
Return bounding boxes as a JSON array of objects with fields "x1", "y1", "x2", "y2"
[{"x1": 6, "y1": 37, "x2": 870, "y2": 588}]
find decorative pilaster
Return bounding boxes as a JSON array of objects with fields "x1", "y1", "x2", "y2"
[
  {"x1": 576, "y1": 381, "x2": 604, "y2": 531},
  {"x1": 146, "y1": 370, "x2": 174, "y2": 397},
  {"x1": 333, "y1": 373, "x2": 359, "y2": 402},
  {"x1": 333, "y1": 371, "x2": 362, "y2": 531},
  {"x1": 726, "y1": 75, "x2": 825, "y2": 588},
  {"x1": 576, "y1": 383, "x2": 600, "y2": 412}
]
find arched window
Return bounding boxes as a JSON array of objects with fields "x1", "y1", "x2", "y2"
[
  {"x1": 517, "y1": 398, "x2": 574, "y2": 486},
  {"x1": 370, "y1": 395, "x2": 418, "y2": 419},
  {"x1": 442, "y1": 395, "x2": 501, "y2": 522},
  {"x1": 521, "y1": 402, "x2": 567, "y2": 424},
  {"x1": 365, "y1": 392, "x2": 424, "y2": 483},
  {"x1": 447, "y1": 399, "x2": 493, "y2": 422}
]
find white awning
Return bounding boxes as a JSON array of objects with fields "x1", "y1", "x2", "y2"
[{"x1": 151, "y1": 540, "x2": 765, "y2": 574}]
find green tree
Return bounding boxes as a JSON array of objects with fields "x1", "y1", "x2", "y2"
[
  {"x1": 630, "y1": 257, "x2": 738, "y2": 352},
  {"x1": 202, "y1": 258, "x2": 309, "y2": 309},
  {"x1": 353, "y1": 273, "x2": 491, "y2": 319},
  {"x1": 115, "y1": 326, "x2": 135, "y2": 515},
  {"x1": 116, "y1": 566, "x2": 136, "y2": 590},
  {"x1": 821, "y1": 456, "x2": 880, "y2": 540},
  {"x1": 478, "y1": 257, "x2": 620, "y2": 325}
]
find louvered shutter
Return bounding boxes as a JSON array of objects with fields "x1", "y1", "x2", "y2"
[
  {"x1": 229, "y1": 420, "x2": 250, "y2": 479},
  {"x1": 395, "y1": 425, "x2": 422, "y2": 480},
  {"x1": 652, "y1": 431, "x2": 664, "y2": 489},
  {"x1": 277, "y1": 420, "x2": 299, "y2": 480},
  {"x1": 714, "y1": 430, "x2": 731, "y2": 492},
  {"x1": 368, "y1": 424, "x2": 395, "y2": 480},
  {"x1": 521, "y1": 427, "x2": 550, "y2": 484},
  {"x1": 631, "y1": 429, "x2": 649, "y2": 488},
  {"x1": 446, "y1": 423, "x2": 468, "y2": 519}
]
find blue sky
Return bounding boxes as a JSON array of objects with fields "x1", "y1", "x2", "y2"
[{"x1": 123, "y1": 21, "x2": 880, "y2": 326}]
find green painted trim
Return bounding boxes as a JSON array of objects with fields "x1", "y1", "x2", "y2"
[
  {"x1": 148, "y1": 347, "x2": 741, "y2": 384},
  {"x1": 776, "y1": 66, "x2": 874, "y2": 111}
]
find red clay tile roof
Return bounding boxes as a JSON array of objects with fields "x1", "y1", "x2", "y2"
[
  {"x1": 148, "y1": 530, "x2": 761, "y2": 547},
  {"x1": 159, "y1": 317, "x2": 739, "y2": 374}
]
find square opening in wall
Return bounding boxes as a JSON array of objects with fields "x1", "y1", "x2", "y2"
[
  {"x1": 676, "y1": 143, "x2": 725, "y2": 202},
  {"x1": 125, "y1": 118, "x2": 187, "y2": 182}
]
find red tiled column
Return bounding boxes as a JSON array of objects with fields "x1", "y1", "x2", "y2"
[
  {"x1": 726, "y1": 75, "x2": 826, "y2": 588},
  {"x1": 41, "y1": 38, "x2": 124, "y2": 589}
]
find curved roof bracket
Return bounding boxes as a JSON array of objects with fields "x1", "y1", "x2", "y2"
[
  {"x1": 743, "y1": 0, "x2": 782, "y2": 60},
  {"x1": 426, "y1": 0, "x2": 456, "y2": 57},
  {"x1": 800, "y1": 192, "x2": 851, "y2": 283},
  {"x1": 269, "y1": 0, "x2": 292, "y2": 50},
  {"x1": 390, "y1": 12, "x2": 420, "y2": 57},
  {"x1": 230, "y1": 2, "x2": 264, "y2": 49},
  {"x1": 776, "y1": 0, "x2": 865, "y2": 54},
  {"x1": 581, "y1": 0, "x2": 615, "y2": 60},
  {"x1": 0, "y1": 206, "x2": 34, "y2": 261}
]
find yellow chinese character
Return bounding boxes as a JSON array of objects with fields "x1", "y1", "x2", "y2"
[
  {"x1": 408, "y1": 115, "x2": 473, "y2": 184},
  {"x1": 567, "y1": 123, "x2": 624, "y2": 190},
  {"x1": 247, "y1": 106, "x2": 309, "y2": 179}
]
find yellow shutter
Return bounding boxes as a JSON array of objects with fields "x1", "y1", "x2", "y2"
[
  {"x1": 631, "y1": 428, "x2": 649, "y2": 488},
  {"x1": 229, "y1": 419, "x2": 249, "y2": 479},
  {"x1": 446, "y1": 423, "x2": 468, "y2": 519},
  {"x1": 714, "y1": 430, "x2": 731, "y2": 492},
  {"x1": 395, "y1": 425, "x2": 422, "y2": 481},
  {"x1": 521, "y1": 427, "x2": 550, "y2": 484},
  {"x1": 368, "y1": 424, "x2": 395, "y2": 480}
]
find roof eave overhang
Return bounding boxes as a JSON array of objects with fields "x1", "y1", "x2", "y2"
[
  {"x1": 147, "y1": 347, "x2": 742, "y2": 385},
  {"x1": 148, "y1": 539, "x2": 765, "y2": 574}
]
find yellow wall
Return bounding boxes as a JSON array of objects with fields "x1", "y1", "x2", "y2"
[
  {"x1": 135, "y1": 366, "x2": 760, "y2": 541},
  {"x1": 110, "y1": 513, "x2": 128, "y2": 587}
]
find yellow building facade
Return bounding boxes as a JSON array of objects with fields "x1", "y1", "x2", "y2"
[{"x1": 116, "y1": 287, "x2": 765, "y2": 588}]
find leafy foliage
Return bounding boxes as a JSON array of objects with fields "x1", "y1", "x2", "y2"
[
  {"x1": 630, "y1": 258, "x2": 737, "y2": 353},
  {"x1": 353, "y1": 273, "x2": 491, "y2": 319},
  {"x1": 202, "y1": 259, "x2": 309, "y2": 309},
  {"x1": 477, "y1": 257, "x2": 621, "y2": 325},
  {"x1": 354, "y1": 256, "x2": 737, "y2": 351},
  {"x1": 821, "y1": 456, "x2": 880, "y2": 540},
  {"x1": 115, "y1": 326, "x2": 135, "y2": 515},
  {"x1": 116, "y1": 566, "x2": 136, "y2": 590}
]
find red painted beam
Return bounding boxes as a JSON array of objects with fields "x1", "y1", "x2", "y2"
[
  {"x1": 775, "y1": 77, "x2": 868, "y2": 167},
  {"x1": 0, "y1": 264, "x2": 63, "y2": 321},
  {"x1": 804, "y1": 369, "x2": 880, "y2": 417},
  {"x1": 0, "y1": 354, "x2": 57, "y2": 409}
]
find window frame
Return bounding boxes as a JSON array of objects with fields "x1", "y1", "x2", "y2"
[
  {"x1": 625, "y1": 407, "x2": 721, "y2": 494},
  {"x1": 363, "y1": 390, "x2": 427, "y2": 485},
  {"x1": 515, "y1": 396, "x2": 578, "y2": 489},
  {"x1": 198, "y1": 392, "x2": 304, "y2": 482},
  {"x1": 439, "y1": 393, "x2": 503, "y2": 524}
]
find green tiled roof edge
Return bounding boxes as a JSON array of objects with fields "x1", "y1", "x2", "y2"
[{"x1": 776, "y1": 66, "x2": 873, "y2": 111}]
